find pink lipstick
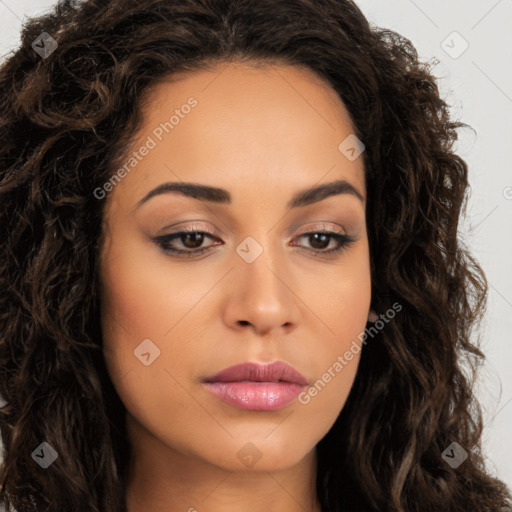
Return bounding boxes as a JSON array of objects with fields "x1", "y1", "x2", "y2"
[{"x1": 202, "y1": 361, "x2": 308, "y2": 411}]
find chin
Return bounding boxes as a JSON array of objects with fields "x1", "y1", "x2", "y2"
[{"x1": 200, "y1": 437, "x2": 315, "y2": 473}]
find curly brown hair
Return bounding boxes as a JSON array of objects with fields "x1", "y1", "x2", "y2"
[{"x1": 0, "y1": 0, "x2": 510, "y2": 511}]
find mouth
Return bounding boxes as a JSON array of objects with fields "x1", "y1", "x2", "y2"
[{"x1": 202, "y1": 361, "x2": 308, "y2": 411}]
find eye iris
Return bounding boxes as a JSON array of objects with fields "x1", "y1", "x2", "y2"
[
  {"x1": 181, "y1": 232, "x2": 205, "y2": 249},
  {"x1": 309, "y1": 233, "x2": 330, "y2": 250}
]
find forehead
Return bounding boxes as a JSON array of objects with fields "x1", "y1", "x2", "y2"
[{"x1": 106, "y1": 60, "x2": 365, "y2": 211}]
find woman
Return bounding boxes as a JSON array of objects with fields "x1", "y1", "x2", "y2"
[{"x1": 0, "y1": 0, "x2": 510, "y2": 511}]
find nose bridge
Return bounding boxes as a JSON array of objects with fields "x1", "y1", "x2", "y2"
[
  {"x1": 226, "y1": 228, "x2": 300, "y2": 332},
  {"x1": 236, "y1": 230, "x2": 288, "y2": 303}
]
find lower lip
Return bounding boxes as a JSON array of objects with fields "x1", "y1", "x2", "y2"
[{"x1": 204, "y1": 381, "x2": 305, "y2": 411}]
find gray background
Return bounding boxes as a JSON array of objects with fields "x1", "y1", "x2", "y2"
[{"x1": 0, "y1": 0, "x2": 511, "y2": 491}]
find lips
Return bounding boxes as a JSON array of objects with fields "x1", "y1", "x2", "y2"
[
  {"x1": 204, "y1": 361, "x2": 308, "y2": 386},
  {"x1": 202, "y1": 361, "x2": 308, "y2": 411}
]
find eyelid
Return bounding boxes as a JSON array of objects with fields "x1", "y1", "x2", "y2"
[
  {"x1": 157, "y1": 221, "x2": 348, "y2": 239},
  {"x1": 156, "y1": 222, "x2": 216, "y2": 236},
  {"x1": 293, "y1": 222, "x2": 347, "y2": 236}
]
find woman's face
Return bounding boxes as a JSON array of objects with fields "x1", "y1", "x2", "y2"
[{"x1": 99, "y1": 61, "x2": 371, "y2": 473}]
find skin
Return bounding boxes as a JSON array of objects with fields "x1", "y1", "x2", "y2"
[{"x1": 99, "y1": 60, "x2": 375, "y2": 512}]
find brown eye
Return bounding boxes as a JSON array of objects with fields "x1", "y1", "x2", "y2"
[
  {"x1": 292, "y1": 231, "x2": 356, "y2": 256},
  {"x1": 306, "y1": 233, "x2": 331, "y2": 250},
  {"x1": 153, "y1": 229, "x2": 355, "y2": 259},
  {"x1": 178, "y1": 232, "x2": 207, "y2": 249},
  {"x1": 154, "y1": 230, "x2": 219, "y2": 257}
]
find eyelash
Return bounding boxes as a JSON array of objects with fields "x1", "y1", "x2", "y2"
[{"x1": 153, "y1": 228, "x2": 356, "y2": 259}]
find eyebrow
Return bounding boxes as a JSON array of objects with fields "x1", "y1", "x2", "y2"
[{"x1": 134, "y1": 178, "x2": 365, "y2": 211}]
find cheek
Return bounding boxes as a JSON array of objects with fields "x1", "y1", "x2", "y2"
[
  {"x1": 98, "y1": 232, "x2": 207, "y2": 417},
  {"x1": 297, "y1": 354, "x2": 360, "y2": 439},
  {"x1": 296, "y1": 241, "x2": 370, "y2": 421},
  {"x1": 99, "y1": 235, "x2": 167, "y2": 393},
  {"x1": 295, "y1": 320, "x2": 364, "y2": 445},
  {"x1": 99, "y1": 222, "x2": 219, "y2": 343},
  {"x1": 305, "y1": 237, "x2": 371, "y2": 335},
  {"x1": 99, "y1": 225, "x2": 187, "y2": 351}
]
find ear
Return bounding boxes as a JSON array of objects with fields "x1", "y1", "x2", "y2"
[{"x1": 368, "y1": 309, "x2": 378, "y2": 323}]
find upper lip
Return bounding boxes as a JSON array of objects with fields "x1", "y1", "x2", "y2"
[{"x1": 203, "y1": 361, "x2": 308, "y2": 386}]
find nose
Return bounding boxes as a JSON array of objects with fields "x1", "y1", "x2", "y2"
[{"x1": 222, "y1": 241, "x2": 302, "y2": 337}]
